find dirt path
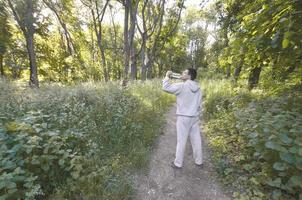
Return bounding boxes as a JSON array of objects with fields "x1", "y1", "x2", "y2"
[{"x1": 132, "y1": 105, "x2": 232, "y2": 200}]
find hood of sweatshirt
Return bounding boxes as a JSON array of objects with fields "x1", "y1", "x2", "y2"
[{"x1": 186, "y1": 80, "x2": 200, "y2": 93}]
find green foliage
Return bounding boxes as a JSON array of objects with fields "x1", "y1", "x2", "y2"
[
  {"x1": 203, "y1": 0, "x2": 302, "y2": 187},
  {"x1": 181, "y1": 6, "x2": 209, "y2": 69},
  {"x1": 234, "y1": 95, "x2": 302, "y2": 199},
  {"x1": 0, "y1": 1, "x2": 11, "y2": 56},
  {"x1": 201, "y1": 74, "x2": 302, "y2": 200},
  {"x1": 213, "y1": 0, "x2": 302, "y2": 88},
  {"x1": 2, "y1": 0, "x2": 189, "y2": 83},
  {"x1": 158, "y1": 32, "x2": 189, "y2": 76},
  {"x1": 0, "y1": 79, "x2": 174, "y2": 199}
]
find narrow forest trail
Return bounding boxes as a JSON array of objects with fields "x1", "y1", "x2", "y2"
[{"x1": 132, "y1": 104, "x2": 232, "y2": 200}]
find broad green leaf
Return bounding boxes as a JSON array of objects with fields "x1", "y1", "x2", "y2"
[
  {"x1": 59, "y1": 159, "x2": 65, "y2": 166},
  {"x1": 263, "y1": 127, "x2": 270, "y2": 133},
  {"x1": 299, "y1": 148, "x2": 302, "y2": 156},
  {"x1": 267, "y1": 178, "x2": 281, "y2": 188},
  {"x1": 289, "y1": 175, "x2": 302, "y2": 187},
  {"x1": 265, "y1": 141, "x2": 286, "y2": 152},
  {"x1": 273, "y1": 162, "x2": 287, "y2": 171},
  {"x1": 6, "y1": 181, "x2": 16, "y2": 189},
  {"x1": 272, "y1": 189, "x2": 281, "y2": 200},
  {"x1": 279, "y1": 133, "x2": 293, "y2": 144},
  {"x1": 280, "y1": 152, "x2": 295, "y2": 164},
  {"x1": 71, "y1": 171, "x2": 80, "y2": 179},
  {"x1": 289, "y1": 146, "x2": 299, "y2": 154},
  {"x1": 41, "y1": 123, "x2": 47, "y2": 129},
  {"x1": 262, "y1": 4, "x2": 269, "y2": 10},
  {"x1": 0, "y1": 181, "x2": 5, "y2": 190},
  {"x1": 7, "y1": 188, "x2": 18, "y2": 194},
  {"x1": 249, "y1": 132, "x2": 258, "y2": 138},
  {"x1": 23, "y1": 182, "x2": 33, "y2": 188},
  {"x1": 282, "y1": 38, "x2": 289, "y2": 48},
  {"x1": 284, "y1": 31, "x2": 292, "y2": 38},
  {"x1": 250, "y1": 177, "x2": 259, "y2": 185},
  {"x1": 12, "y1": 175, "x2": 26, "y2": 182}
]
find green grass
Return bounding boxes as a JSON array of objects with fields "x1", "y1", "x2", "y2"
[{"x1": 0, "y1": 78, "x2": 174, "y2": 200}]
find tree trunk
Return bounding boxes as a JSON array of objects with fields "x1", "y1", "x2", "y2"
[
  {"x1": 61, "y1": 23, "x2": 74, "y2": 55},
  {"x1": 42, "y1": 0, "x2": 75, "y2": 55},
  {"x1": 233, "y1": 65, "x2": 241, "y2": 82},
  {"x1": 129, "y1": 0, "x2": 139, "y2": 80},
  {"x1": 25, "y1": 32, "x2": 39, "y2": 87},
  {"x1": 96, "y1": 0, "x2": 109, "y2": 81},
  {"x1": 8, "y1": 0, "x2": 39, "y2": 87},
  {"x1": 226, "y1": 66, "x2": 231, "y2": 78},
  {"x1": 89, "y1": 0, "x2": 109, "y2": 81},
  {"x1": 96, "y1": 19, "x2": 108, "y2": 82},
  {"x1": 146, "y1": 59, "x2": 152, "y2": 79},
  {"x1": 157, "y1": 59, "x2": 163, "y2": 77},
  {"x1": 0, "y1": 55, "x2": 4, "y2": 76},
  {"x1": 140, "y1": 40, "x2": 147, "y2": 80},
  {"x1": 130, "y1": 56, "x2": 137, "y2": 80},
  {"x1": 123, "y1": 0, "x2": 130, "y2": 85},
  {"x1": 26, "y1": 0, "x2": 39, "y2": 88},
  {"x1": 145, "y1": 0, "x2": 183, "y2": 79},
  {"x1": 233, "y1": 57, "x2": 243, "y2": 82},
  {"x1": 109, "y1": 4, "x2": 120, "y2": 80},
  {"x1": 248, "y1": 66, "x2": 262, "y2": 90},
  {"x1": 272, "y1": 59, "x2": 277, "y2": 80},
  {"x1": 223, "y1": 17, "x2": 230, "y2": 78},
  {"x1": 100, "y1": 46, "x2": 108, "y2": 81}
]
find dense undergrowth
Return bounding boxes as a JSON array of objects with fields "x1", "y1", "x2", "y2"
[
  {"x1": 0, "y1": 79, "x2": 174, "y2": 200},
  {"x1": 200, "y1": 69, "x2": 302, "y2": 200}
]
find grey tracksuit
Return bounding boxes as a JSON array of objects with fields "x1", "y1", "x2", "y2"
[{"x1": 163, "y1": 77, "x2": 203, "y2": 167}]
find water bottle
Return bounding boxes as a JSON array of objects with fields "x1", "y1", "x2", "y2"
[{"x1": 170, "y1": 72, "x2": 181, "y2": 79}]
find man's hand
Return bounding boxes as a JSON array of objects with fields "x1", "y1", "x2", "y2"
[{"x1": 166, "y1": 71, "x2": 173, "y2": 78}]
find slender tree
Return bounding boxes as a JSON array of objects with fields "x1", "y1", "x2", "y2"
[
  {"x1": 137, "y1": 0, "x2": 184, "y2": 80},
  {"x1": 81, "y1": 0, "x2": 110, "y2": 81},
  {"x1": 122, "y1": 0, "x2": 130, "y2": 85},
  {"x1": 137, "y1": 0, "x2": 165, "y2": 80},
  {"x1": 42, "y1": 0, "x2": 75, "y2": 55},
  {"x1": 109, "y1": 3, "x2": 122, "y2": 79},
  {"x1": 129, "y1": 0, "x2": 139, "y2": 80},
  {"x1": 6, "y1": 0, "x2": 39, "y2": 87},
  {"x1": 0, "y1": 1, "x2": 11, "y2": 77}
]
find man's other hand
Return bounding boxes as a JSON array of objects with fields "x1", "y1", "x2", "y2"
[{"x1": 166, "y1": 71, "x2": 173, "y2": 78}]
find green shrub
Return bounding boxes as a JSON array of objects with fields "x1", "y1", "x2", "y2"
[
  {"x1": 234, "y1": 95, "x2": 302, "y2": 200},
  {"x1": 0, "y1": 79, "x2": 174, "y2": 199},
  {"x1": 201, "y1": 77, "x2": 302, "y2": 200}
]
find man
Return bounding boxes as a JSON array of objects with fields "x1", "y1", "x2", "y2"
[{"x1": 162, "y1": 68, "x2": 203, "y2": 169}]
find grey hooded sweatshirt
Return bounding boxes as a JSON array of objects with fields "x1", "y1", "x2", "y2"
[{"x1": 162, "y1": 77, "x2": 201, "y2": 117}]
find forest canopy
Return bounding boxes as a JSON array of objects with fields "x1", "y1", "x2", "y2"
[{"x1": 0, "y1": 0, "x2": 300, "y2": 90}]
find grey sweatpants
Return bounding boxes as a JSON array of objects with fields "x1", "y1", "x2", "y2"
[{"x1": 174, "y1": 115, "x2": 203, "y2": 167}]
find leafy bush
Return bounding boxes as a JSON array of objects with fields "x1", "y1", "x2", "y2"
[
  {"x1": 201, "y1": 77, "x2": 302, "y2": 200},
  {"x1": 0, "y1": 79, "x2": 174, "y2": 199}
]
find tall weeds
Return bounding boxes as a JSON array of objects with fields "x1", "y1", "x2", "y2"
[{"x1": 0, "y1": 79, "x2": 174, "y2": 200}]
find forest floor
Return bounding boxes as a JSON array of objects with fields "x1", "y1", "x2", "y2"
[{"x1": 132, "y1": 104, "x2": 232, "y2": 200}]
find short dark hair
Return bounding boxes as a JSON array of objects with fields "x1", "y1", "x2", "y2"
[{"x1": 187, "y1": 68, "x2": 197, "y2": 80}]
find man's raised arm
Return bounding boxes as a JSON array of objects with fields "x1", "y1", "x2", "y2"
[{"x1": 162, "y1": 71, "x2": 182, "y2": 95}]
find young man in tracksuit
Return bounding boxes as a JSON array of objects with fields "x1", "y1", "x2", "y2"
[{"x1": 162, "y1": 68, "x2": 203, "y2": 169}]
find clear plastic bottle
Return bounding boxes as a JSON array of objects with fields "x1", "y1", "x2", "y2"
[{"x1": 170, "y1": 72, "x2": 181, "y2": 79}]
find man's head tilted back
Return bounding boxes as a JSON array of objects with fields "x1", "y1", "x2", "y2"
[
  {"x1": 181, "y1": 68, "x2": 197, "y2": 81},
  {"x1": 187, "y1": 68, "x2": 197, "y2": 80}
]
